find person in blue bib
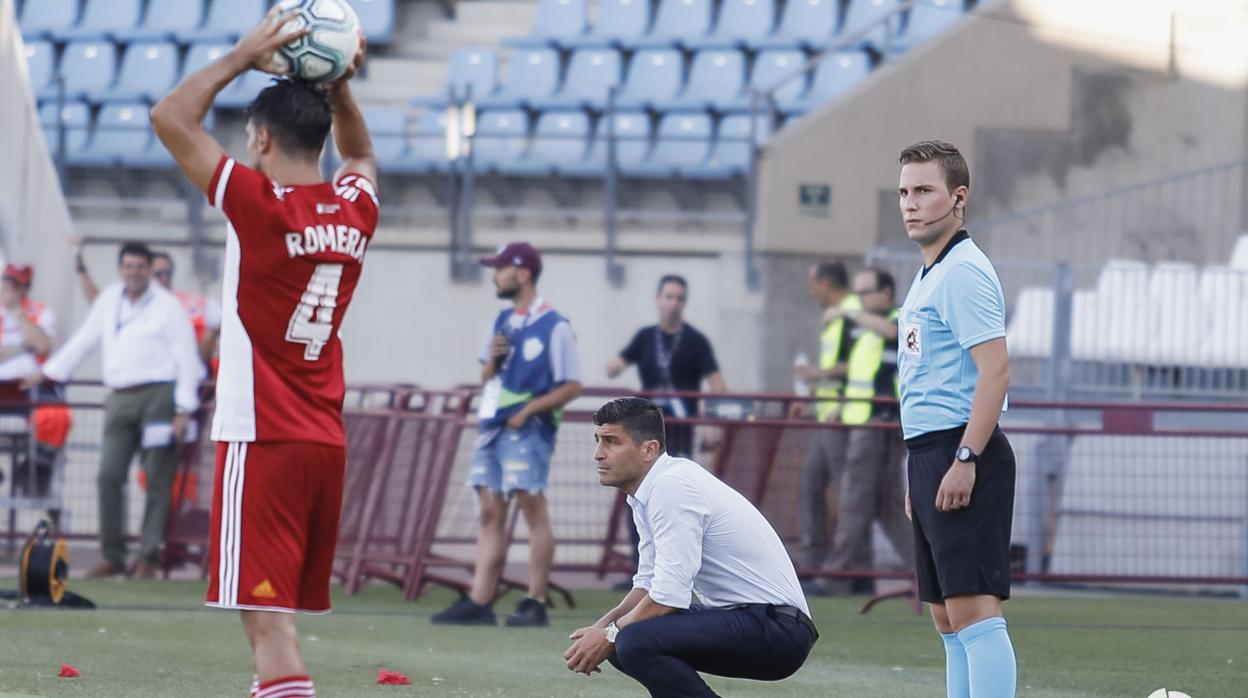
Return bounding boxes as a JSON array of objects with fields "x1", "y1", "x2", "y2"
[
  {"x1": 432, "y1": 242, "x2": 583, "y2": 628},
  {"x1": 896, "y1": 141, "x2": 1018, "y2": 698}
]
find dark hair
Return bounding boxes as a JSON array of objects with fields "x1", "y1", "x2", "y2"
[
  {"x1": 657, "y1": 274, "x2": 687, "y2": 295},
  {"x1": 152, "y1": 251, "x2": 174, "y2": 267},
  {"x1": 864, "y1": 267, "x2": 895, "y2": 295},
  {"x1": 813, "y1": 261, "x2": 848, "y2": 289},
  {"x1": 899, "y1": 140, "x2": 970, "y2": 193},
  {"x1": 118, "y1": 241, "x2": 153, "y2": 264},
  {"x1": 246, "y1": 79, "x2": 332, "y2": 159},
  {"x1": 593, "y1": 397, "x2": 666, "y2": 452}
]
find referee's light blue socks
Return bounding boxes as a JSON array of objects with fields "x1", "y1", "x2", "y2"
[
  {"x1": 956, "y1": 616, "x2": 1017, "y2": 698},
  {"x1": 940, "y1": 632, "x2": 970, "y2": 698}
]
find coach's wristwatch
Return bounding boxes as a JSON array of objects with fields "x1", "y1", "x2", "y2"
[
  {"x1": 604, "y1": 622, "x2": 620, "y2": 643},
  {"x1": 955, "y1": 446, "x2": 979, "y2": 464}
]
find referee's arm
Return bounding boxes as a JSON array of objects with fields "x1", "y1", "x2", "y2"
[{"x1": 935, "y1": 337, "x2": 1009, "y2": 512}]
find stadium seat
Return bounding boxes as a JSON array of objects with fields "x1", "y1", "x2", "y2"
[
  {"x1": 561, "y1": 0, "x2": 652, "y2": 49},
  {"x1": 529, "y1": 48, "x2": 622, "y2": 111},
  {"x1": 183, "y1": 41, "x2": 232, "y2": 78},
  {"x1": 1199, "y1": 266, "x2": 1248, "y2": 368},
  {"x1": 115, "y1": 0, "x2": 206, "y2": 43},
  {"x1": 216, "y1": 69, "x2": 279, "y2": 109},
  {"x1": 504, "y1": 0, "x2": 588, "y2": 48},
  {"x1": 72, "y1": 102, "x2": 154, "y2": 167},
  {"x1": 890, "y1": 0, "x2": 964, "y2": 52},
  {"x1": 621, "y1": 0, "x2": 713, "y2": 49},
  {"x1": 407, "y1": 111, "x2": 453, "y2": 174},
  {"x1": 1146, "y1": 262, "x2": 1201, "y2": 366},
  {"x1": 750, "y1": 0, "x2": 839, "y2": 51},
  {"x1": 1231, "y1": 234, "x2": 1248, "y2": 270},
  {"x1": 841, "y1": 0, "x2": 903, "y2": 50},
  {"x1": 354, "y1": 0, "x2": 397, "y2": 46},
  {"x1": 614, "y1": 50, "x2": 683, "y2": 111},
  {"x1": 190, "y1": 0, "x2": 267, "y2": 42},
  {"x1": 1006, "y1": 287, "x2": 1055, "y2": 359},
  {"x1": 781, "y1": 50, "x2": 870, "y2": 115},
  {"x1": 18, "y1": 0, "x2": 78, "y2": 41},
  {"x1": 681, "y1": 113, "x2": 770, "y2": 179},
  {"x1": 477, "y1": 49, "x2": 560, "y2": 110},
  {"x1": 99, "y1": 42, "x2": 179, "y2": 103},
  {"x1": 1094, "y1": 259, "x2": 1150, "y2": 364},
  {"x1": 38, "y1": 101, "x2": 91, "y2": 160},
  {"x1": 411, "y1": 49, "x2": 498, "y2": 108},
  {"x1": 55, "y1": 0, "x2": 143, "y2": 41},
  {"x1": 1068, "y1": 289, "x2": 1099, "y2": 361},
  {"x1": 621, "y1": 112, "x2": 712, "y2": 178},
  {"x1": 59, "y1": 41, "x2": 118, "y2": 102},
  {"x1": 685, "y1": 0, "x2": 775, "y2": 50},
  {"x1": 497, "y1": 111, "x2": 591, "y2": 176},
  {"x1": 557, "y1": 111, "x2": 651, "y2": 177},
  {"x1": 724, "y1": 50, "x2": 806, "y2": 112},
  {"x1": 361, "y1": 106, "x2": 409, "y2": 173},
  {"x1": 470, "y1": 110, "x2": 530, "y2": 174},
  {"x1": 25, "y1": 40, "x2": 57, "y2": 102},
  {"x1": 658, "y1": 49, "x2": 746, "y2": 112}
]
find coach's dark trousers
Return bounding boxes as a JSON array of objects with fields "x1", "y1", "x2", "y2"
[{"x1": 607, "y1": 603, "x2": 817, "y2": 698}]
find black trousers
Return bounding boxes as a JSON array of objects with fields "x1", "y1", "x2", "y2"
[{"x1": 607, "y1": 604, "x2": 817, "y2": 698}]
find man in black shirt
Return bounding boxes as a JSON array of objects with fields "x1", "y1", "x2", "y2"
[{"x1": 607, "y1": 275, "x2": 727, "y2": 458}]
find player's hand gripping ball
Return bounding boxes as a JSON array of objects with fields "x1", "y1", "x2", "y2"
[{"x1": 272, "y1": 0, "x2": 361, "y2": 83}]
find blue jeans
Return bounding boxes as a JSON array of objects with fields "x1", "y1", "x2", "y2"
[{"x1": 468, "y1": 422, "x2": 554, "y2": 495}]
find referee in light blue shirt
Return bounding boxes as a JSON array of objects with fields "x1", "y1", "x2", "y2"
[
  {"x1": 564, "y1": 397, "x2": 817, "y2": 697},
  {"x1": 896, "y1": 141, "x2": 1018, "y2": 698}
]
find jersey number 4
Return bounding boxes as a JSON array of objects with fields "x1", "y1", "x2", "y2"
[{"x1": 286, "y1": 263, "x2": 343, "y2": 361}]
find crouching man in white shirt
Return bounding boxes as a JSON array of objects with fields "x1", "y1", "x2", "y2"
[{"x1": 564, "y1": 397, "x2": 818, "y2": 697}]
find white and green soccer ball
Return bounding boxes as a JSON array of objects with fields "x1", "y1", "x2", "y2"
[{"x1": 274, "y1": 0, "x2": 361, "y2": 83}]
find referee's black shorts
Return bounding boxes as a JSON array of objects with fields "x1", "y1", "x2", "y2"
[{"x1": 905, "y1": 424, "x2": 1016, "y2": 604}]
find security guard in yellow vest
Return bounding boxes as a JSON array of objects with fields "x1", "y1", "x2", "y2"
[
  {"x1": 793, "y1": 261, "x2": 861, "y2": 593},
  {"x1": 822, "y1": 268, "x2": 914, "y2": 595}
]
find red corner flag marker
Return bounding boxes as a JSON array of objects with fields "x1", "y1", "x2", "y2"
[
  {"x1": 58, "y1": 663, "x2": 81, "y2": 678},
  {"x1": 376, "y1": 669, "x2": 411, "y2": 685}
]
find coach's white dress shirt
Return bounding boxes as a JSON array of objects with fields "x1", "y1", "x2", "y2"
[
  {"x1": 43, "y1": 283, "x2": 203, "y2": 413},
  {"x1": 628, "y1": 453, "x2": 810, "y2": 616}
]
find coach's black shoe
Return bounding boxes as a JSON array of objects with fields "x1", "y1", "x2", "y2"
[
  {"x1": 431, "y1": 597, "x2": 496, "y2": 626},
  {"x1": 504, "y1": 596, "x2": 549, "y2": 627}
]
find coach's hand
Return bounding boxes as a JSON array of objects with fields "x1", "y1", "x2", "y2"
[
  {"x1": 173, "y1": 413, "x2": 190, "y2": 443},
  {"x1": 564, "y1": 626, "x2": 611, "y2": 675},
  {"x1": 935, "y1": 461, "x2": 975, "y2": 512},
  {"x1": 236, "y1": 5, "x2": 310, "y2": 75}
]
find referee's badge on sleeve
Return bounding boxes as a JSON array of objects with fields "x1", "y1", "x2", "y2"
[{"x1": 901, "y1": 318, "x2": 923, "y2": 358}]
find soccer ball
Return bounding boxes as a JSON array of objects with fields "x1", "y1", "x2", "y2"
[{"x1": 273, "y1": 0, "x2": 361, "y2": 84}]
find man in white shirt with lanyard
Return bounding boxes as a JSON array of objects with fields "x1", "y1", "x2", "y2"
[
  {"x1": 25, "y1": 241, "x2": 203, "y2": 579},
  {"x1": 565, "y1": 397, "x2": 817, "y2": 696}
]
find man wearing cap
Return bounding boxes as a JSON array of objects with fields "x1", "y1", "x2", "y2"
[
  {"x1": 432, "y1": 242, "x2": 583, "y2": 628},
  {"x1": 0, "y1": 264, "x2": 54, "y2": 380}
]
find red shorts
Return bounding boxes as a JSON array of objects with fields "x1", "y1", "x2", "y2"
[{"x1": 205, "y1": 441, "x2": 345, "y2": 614}]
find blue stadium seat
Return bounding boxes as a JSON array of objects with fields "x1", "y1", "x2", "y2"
[
  {"x1": 841, "y1": 0, "x2": 903, "y2": 50},
  {"x1": 25, "y1": 40, "x2": 57, "y2": 102},
  {"x1": 362, "y1": 106, "x2": 417, "y2": 174},
  {"x1": 18, "y1": 0, "x2": 78, "y2": 41},
  {"x1": 191, "y1": 0, "x2": 267, "y2": 42},
  {"x1": 614, "y1": 50, "x2": 683, "y2": 111},
  {"x1": 561, "y1": 0, "x2": 652, "y2": 49},
  {"x1": 411, "y1": 49, "x2": 498, "y2": 107},
  {"x1": 622, "y1": 112, "x2": 712, "y2": 178},
  {"x1": 100, "y1": 41, "x2": 180, "y2": 103},
  {"x1": 682, "y1": 113, "x2": 770, "y2": 179},
  {"x1": 498, "y1": 111, "x2": 591, "y2": 176},
  {"x1": 685, "y1": 0, "x2": 775, "y2": 50},
  {"x1": 408, "y1": 111, "x2": 452, "y2": 174},
  {"x1": 39, "y1": 101, "x2": 91, "y2": 160},
  {"x1": 724, "y1": 50, "x2": 806, "y2": 111},
  {"x1": 478, "y1": 49, "x2": 560, "y2": 110},
  {"x1": 60, "y1": 41, "x2": 118, "y2": 102},
  {"x1": 215, "y1": 70, "x2": 278, "y2": 109},
  {"x1": 470, "y1": 110, "x2": 530, "y2": 174},
  {"x1": 621, "y1": 0, "x2": 713, "y2": 49},
  {"x1": 183, "y1": 41, "x2": 232, "y2": 77},
  {"x1": 115, "y1": 0, "x2": 206, "y2": 43},
  {"x1": 72, "y1": 102, "x2": 154, "y2": 167},
  {"x1": 355, "y1": 0, "x2": 397, "y2": 46},
  {"x1": 55, "y1": 0, "x2": 143, "y2": 41},
  {"x1": 504, "y1": 0, "x2": 588, "y2": 48},
  {"x1": 529, "y1": 48, "x2": 621, "y2": 111},
  {"x1": 659, "y1": 49, "x2": 746, "y2": 112},
  {"x1": 751, "y1": 0, "x2": 839, "y2": 51},
  {"x1": 558, "y1": 111, "x2": 650, "y2": 177},
  {"x1": 891, "y1": 0, "x2": 964, "y2": 52},
  {"x1": 780, "y1": 50, "x2": 870, "y2": 114}
]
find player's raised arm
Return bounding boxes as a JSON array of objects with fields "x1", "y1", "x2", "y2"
[
  {"x1": 151, "y1": 6, "x2": 308, "y2": 193},
  {"x1": 328, "y1": 34, "x2": 377, "y2": 185}
]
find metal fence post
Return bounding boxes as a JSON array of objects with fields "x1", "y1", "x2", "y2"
[{"x1": 604, "y1": 87, "x2": 624, "y2": 286}]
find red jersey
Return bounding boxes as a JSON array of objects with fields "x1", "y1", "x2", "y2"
[{"x1": 206, "y1": 157, "x2": 377, "y2": 446}]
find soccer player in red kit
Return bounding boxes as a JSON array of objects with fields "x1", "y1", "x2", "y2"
[{"x1": 151, "y1": 8, "x2": 376, "y2": 697}]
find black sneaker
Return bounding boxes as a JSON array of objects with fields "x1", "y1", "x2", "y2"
[
  {"x1": 431, "y1": 597, "x2": 496, "y2": 626},
  {"x1": 504, "y1": 596, "x2": 549, "y2": 627}
]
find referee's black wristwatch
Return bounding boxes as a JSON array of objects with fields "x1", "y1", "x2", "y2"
[{"x1": 954, "y1": 446, "x2": 979, "y2": 465}]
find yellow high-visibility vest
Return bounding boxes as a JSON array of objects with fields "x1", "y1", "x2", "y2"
[
  {"x1": 841, "y1": 308, "x2": 901, "y2": 425},
  {"x1": 814, "y1": 294, "x2": 861, "y2": 422}
]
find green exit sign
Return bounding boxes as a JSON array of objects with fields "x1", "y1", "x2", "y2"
[{"x1": 799, "y1": 184, "x2": 830, "y2": 217}]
